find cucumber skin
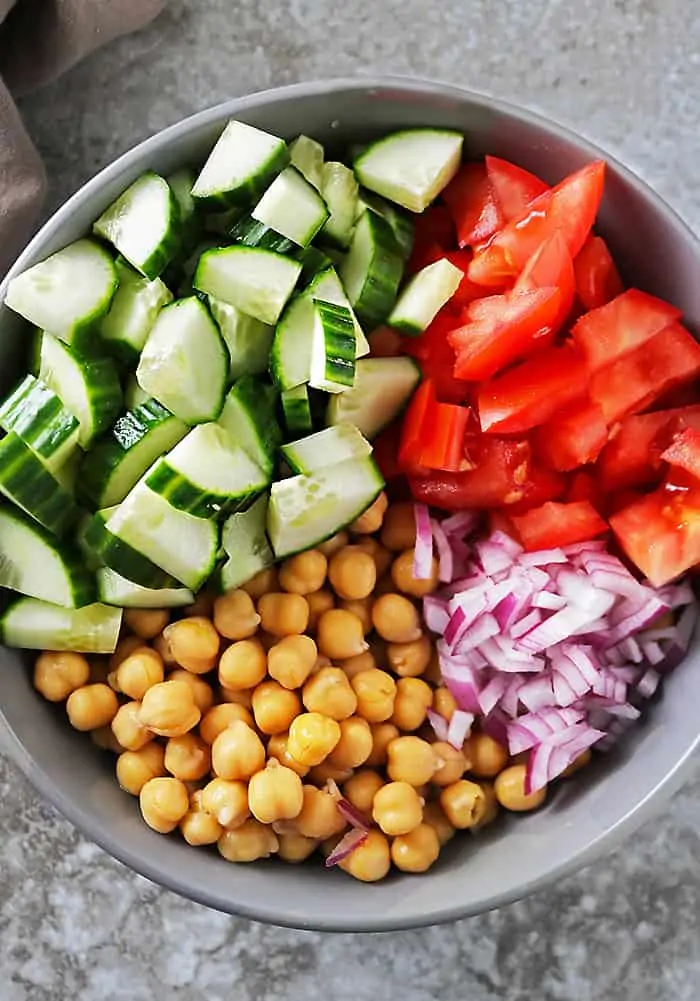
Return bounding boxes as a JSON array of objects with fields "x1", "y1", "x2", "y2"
[
  {"x1": 0, "y1": 433, "x2": 79, "y2": 537},
  {"x1": 82, "y1": 510, "x2": 176, "y2": 589},
  {"x1": 229, "y1": 215, "x2": 299, "y2": 255},
  {"x1": 342, "y1": 212, "x2": 405, "y2": 331},
  {"x1": 144, "y1": 460, "x2": 261, "y2": 520},
  {"x1": 219, "y1": 376, "x2": 282, "y2": 478},
  {"x1": 192, "y1": 125, "x2": 290, "y2": 210},
  {"x1": 281, "y1": 386, "x2": 313, "y2": 435},
  {"x1": 0, "y1": 374, "x2": 79, "y2": 465}
]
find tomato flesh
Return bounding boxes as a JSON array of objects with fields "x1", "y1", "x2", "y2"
[
  {"x1": 574, "y1": 234, "x2": 624, "y2": 311},
  {"x1": 485, "y1": 156, "x2": 549, "y2": 221},
  {"x1": 596, "y1": 406, "x2": 700, "y2": 492},
  {"x1": 409, "y1": 438, "x2": 530, "y2": 511},
  {"x1": 661, "y1": 426, "x2": 700, "y2": 483},
  {"x1": 610, "y1": 487, "x2": 700, "y2": 587},
  {"x1": 512, "y1": 500, "x2": 608, "y2": 551},
  {"x1": 534, "y1": 398, "x2": 608, "y2": 472},
  {"x1": 572, "y1": 289, "x2": 682, "y2": 372},
  {"x1": 516, "y1": 231, "x2": 576, "y2": 334},
  {"x1": 442, "y1": 162, "x2": 504, "y2": 248}
]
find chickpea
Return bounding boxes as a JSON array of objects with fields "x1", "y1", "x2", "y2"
[
  {"x1": 351, "y1": 669, "x2": 396, "y2": 723},
  {"x1": 267, "y1": 732, "x2": 310, "y2": 777},
  {"x1": 248, "y1": 759, "x2": 304, "y2": 824},
  {"x1": 211, "y1": 720, "x2": 265, "y2": 780},
  {"x1": 339, "y1": 598, "x2": 374, "y2": 635},
  {"x1": 111, "y1": 701, "x2": 154, "y2": 751},
  {"x1": 305, "y1": 589, "x2": 335, "y2": 632},
  {"x1": 201, "y1": 777, "x2": 250, "y2": 828},
  {"x1": 241, "y1": 566, "x2": 278, "y2": 600},
  {"x1": 391, "y1": 678, "x2": 433, "y2": 731},
  {"x1": 163, "y1": 617, "x2": 220, "y2": 674},
  {"x1": 267, "y1": 634, "x2": 317, "y2": 690},
  {"x1": 366, "y1": 721, "x2": 400, "y2": 767},
  {"x1": 387, "y1": 635, "x2": 433, "y2": 678},
  {"x1": 287, "y1": 712, "x2": 341, "y2": 767},
  {"x1": 307, "y1": 760, "x2": 354, "y2": 786},
  {"x1": 391, "y1": 823, "x2": 440, "y2": 873},
  {"x1": 258, "y1": 592, "x2": 309, "y2": 637},
  {"x1": 218, "y1": 820, "x2": 278, "y2": 861},
  {"x1": 474, "y1": 782, "x2": 500, "y2": 828},
  {"x1": 294, "y1": 785, "x2": 346, "y2": 839},
  {"x1": 277, "y1": 832, "x2": 318, "y2": 863},
  {"x1": 213, "y1": 589, "x2": 261, "y2": 640},
  {"x1": 278, "y1": 550, "x2": 328, "y2": 595},
  {"x1": 372, "y1": 781, "x2": 423, "y2": 836},
  {"x1": 372, "y1": 593, "x2": 422, "y2": 644},
  {"x1": 199, "y1": 702, "x2": 253, "y2": 744},
  {"x1": 327, "y1": 716, "x2": 372, "y2": 769},
  {"x1": 218, "y1": 639, "x2": 267, "y2": 691},
  {"x1": 328, "y1": 546, "x2": 376, "y2": 601},
  {"x1": 433, "y1": 686, "x2": 457, "y2": 722},
  {"x1": 302, "y1": 667, "x2": 357, "y2": 721},
  {"x1": 494, "y1": 764, "x2": 547, "y2": 812},
  {"x1": 139, "y1": 776, "x2": 189, "y2": 833},
  {"x1": 391, "y1": 549, "x2": 439, "y2": 598},
  {"x1": 251, "y1": 680, "x2": 302, "y2": 735},
  {"x1": 343, "y1": 770, "x2": 384, "y2": 816},
  {"x1": 182, "y1": 590, "x2": 215, "y2": 618},
  {"x1": 167, "y1": 669, "x2": 214, "y2": 715},
  {"x1": 218, "y1": 686, "x2": 253, "y2": 708},
  {"x1": 561, "y1": 749, "x2": 593, "y2": 778},
  {"x1": 152, "y1": 632, "x2": 178, "y2": 667},
  {"x1": 338, "y1": 828, "x2": 391, "y2": 882},
  {"x1": 354, "y1": 536, "x2": 393, "y2": 578},
  {"x1": 386, "y1": 736, "x2": 436, "y2": 786},
  {"x1": 423, "y1": 647, "x2": 442, "y2": 686},
  {"x1": 349, "y1": 491, "x2": 388, "y2": 534},
  {"x1": 380, "y1": 502, "x2": 416, "y2": 551},
  {"x1": 116, "y1": 743, "x2": 166, "y2": 795},
  {"x1": 66, "y1": 683, "x2": 118, "y2": 731},
  {"x1": 34, "y1": 651, "x2": 90, "y2": 702},
  {"x1": 317, "y1": 531, "x2": 349, "y2": 557},
  {"x1": 123, "y1": 608, "x2": 169, "y2": 640},
  {"x1": 180, "y1": 802, "x2": 223, "y2": 846},
  {"x1": 138, "y1": 680, "x2": 201, "y2": 737},
  {"x1": 108, "y1": 635, "x2": 143, "y2": 672},
  {"x1": 422, "y1": 800, "x2": 456, "y2": 846},
  {"x1": 464, "y1": 733, "x2": 509, "y2": 778},
  {"x1": 114, "y1": 647, "x2": 164, "y2": 700},
  {"x1": 91, "y1": 726, "x2": 124, "y2": 754},
  {"x1": 432, "y1": 741, "x2": 468, "y2": 787},
  {"x1": 165, "y1": 733, "x2": 211, "y2": 782},
  {"x1": 440, "y1": 779, "x2": 488, "y2": 829},
  {"x1": 340, "y1": 650, "x2": 377, "y2": 679},
  {"x1": 317, "y1": 609, "x2": 368, "y2": 660}
]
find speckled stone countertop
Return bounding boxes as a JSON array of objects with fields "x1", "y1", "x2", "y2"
[{"x1": 3, "y1": 1, "x2": 700, "y2": 998}]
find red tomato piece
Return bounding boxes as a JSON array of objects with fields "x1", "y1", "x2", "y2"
[
  {"x1": 371, "y1": 421, "x2": 404, "y2": 482},
  {"x1": 468, "y1": 161, "x2": 606, "y2": 287},
  {"x1": 402, "y1": 309, "x2": 472, "y2": 404},
  {"x1": 661, "y1": 426, "x2": 700, "y2": 483},
  {"x1": 485, "y1": 155, "x2": 549, "y2": 221},
  {"x1": 573, "y1": 234, "x2": 624, "y2": 311},
  {"x1": 565, "y1": 469, "x2": 607, "y2": 512},
  {"x1": 442, "y1": 162, "x2": 504, "y2": 249},
  {"x1": 501, "y1": 466, "x2": 567, "y2": 514},
  {"x1": 516, "y1": 231, "x2": 576, "y2": 335},
  {"x1": 597, "y1": 405, "x2": 700, "y2": 492},
  {"x1": 407, "y1": 240, "x2": 447, "y2": 275},
  {"x1": 412, "y1": 204, "x2": 454, "y2": 249},
  {"x1": 572, "y1": 289, "x2": 682, "y2": 372},
  {"x1": 418, "y1": 403, "x2": 470, "y2": 472},
  {"x1": 399, "y1": 378, "x2": 435, "y2": 469},
  {"x1": 589, "y1": 322, "x2": 700, "y2": 424},
  {"x1": 610, "y1": 487, "x2": 700, "y2": 587},
  {"x1": 409, "y1": 438, "x2": 530, "y2": 511},
  {"x1": 533, "y1": 398, "x2": 608, "y2": 472},
  {"x1": 477, "y1": 342, "x2": 588, "y2": 435},
  {"x1": 441, "y1": 250, "x2": 486, "y2": 309},
  {"x1": 449, "y1": 287, "x2": 562, "y2": 381},
  {"x1": 512, "y1": 500, "x2": 608, "y2": 551}
]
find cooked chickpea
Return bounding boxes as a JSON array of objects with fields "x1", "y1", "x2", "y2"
[
  {"x1": 317, "y1": 531, "x2": 349, "y2": 557},
  {"x1": 116, "y1": 743, "x2": 166, "y2": 795},
  {"x1": 218, "y1": 686, "x2": 253, "y2": 708},
  {"x1": 372, "y1": 593, "x2": 422, "y2": 643},
  {"x1": 423, "y1": 647, "x2": 442, "y2": 685},
  {"x1": 277, "y1": 832, "x2": 318, "y2": 863},
  {"x1": 91, "y1": 726, "x2": 124, "y2": 754},
  {"x1": 166, "y1": 670, "x2": 214, "y2": 715},
  {"x1": 305, "y1": 589, "x2": 335, "y2": 632},
  {"x1": 340, "y1": 650, "x2": 377, "y2": 678},
  {"x1": 432, "y1": 741, "x2": 468, "y2": 787},
  {"x1": 387, "y1": 635, "x2": 432, "y2": 678},
  {"x1": 440, "y1": 779, "x2": 488, "y2": 829},
  {"x1": 339, "y1": 598, "x2": 374, "y2": 634},
  {"x1": 211, "y1": 720, "x2": 265, "y2": 780},
  {"x1": 386, "y1": 736, "x2": 436, "y2": 786},
  {"x1": 327, "y1": 716, "x2": 373, "y2": 769},
  {"x1": 139, "y1": 776, "x2": 189, "y2": 833},
  {"x1": 34, "y1": 651, "x2": 90, "y2": 702},
  {"x1": 380, "y1": 502, "x2": 416, "y2": 551},
  {"x1": 287, "y1": 712, "x2": 341, "y2": 767},
  {"x1": 200, "y1": 777, "x2": 249, "y2": 828},
  {"x1": 316, "y1": 609, "x2": 368, "y2": 660},
  {"x1": 213, "y1": 589, "x2": 261, "y2": 640},
  {"x1": 218, "y1": 819, "x2": 279, "y2": 861},
  {"x1": 464, "y1": 733, "x2": 509, "y2": 778},
  {"x1": 351, "y1": 669, "x2": 396, "y2": 723},
  {"x1": 391, "y1": 823, "x2": 440, "y2": 873},
  {"x1": 241, "y1": 567, "x2": 278, "y2": 600},
  {"x1": 165, "y1": 733, "x2": 211, "y2": 782},
  {"x1": 354, "y1": 536, "x2": 393, "y2": 578},
  {"x1": 152, "y1": 632, "x2": 177, "y2": 667},
  {"x1": 199, "y1": 702, "x2": 253, "y2": 744},
  {"x1": 258, "y1": 592, "x2": 309, "y2": 636},
  {"x1": 391, "y1": 549, "x2": 439, "y2": 598},
  {"x1": 111, "y1": 701, "x2": 154, "y2": 751},
  {"x1": 182, "y1": 590, "x2": 215, "y2": 618},
  {"x1": 372, "y1": 781, "x2": 423, "y2": 836},
  {"x1": 422, "y1": 800, "x2": 456, "y2": 846},
  {"x1": 366, "y1": 721, "x2": 400, "y2": 767},
  {"x1": 302, "y1": 667, "x2": 357, "y2": 721},
  {"x1": 278, "y1": 550, "x2": 328, "y2": 595},
  {"x1": 113, "y1": 647, "x2": 164, "y2": 700},
  {"x1": 561, "y1": 749, "x2": 592, "y2": 778},
  {"x1": 162, "y1": 617, "x2": 220, "y2": 674},
  {"x1": 267, "y1": 732, "x2": 310, "y2": 776},
  {"x1": 267, "y1": 634, "x2": 317, "y2": 689},
  {"x1": 391, "y1": 678, "x2": 433, "y2": 731},
  {"x1": 338, "y1": 829, "x2": 391, "y2": 882},
  {"x1": 349, "y1": 491, "x2": 388, "y2": 534},
  {"x1": 248, "y1": 759, "x2": 304, "y2": 824},
  {"x1": 307, "y1": 760, "x2": 354, "y2": 786},
  {"x1": 433, "y1": 686, "x2": 457, "y2": 721},
  {"x1": 66, "y1": 683, "x2": 119, "y2": 731},
  {"x1": 108, "y1": 635, "x2": 143, "y2": 672},
  {"x1": 294, "y1": 785, "x2": 346, "y2": 839},
  {"x1": 123, "y1": 608, "x2": 169, "y2": 640},
  {"x1": 343, "y1": 770, "x2": 384, "y2": 816},
  {"x1": 180, "y1": 804, "x2": 222, "y2": 846},
  {"x1": 328, "y1": 546, "x2": 377, "y2": 602},
  {"x1": 474, "y1": 782, "x2": 499, "y2": 828},
  {"x1": 494, "y1": 765, "x2": 547, "y2": 812},
  {"x1": 218, "y1": 638, "x2": 267, "y2": 691},
  {"x1": 138, "y1": 680, "x2": 201, "y2": 737},
  {"x1": 251, "y1": 680, "x2": 302, "y2": 735}
]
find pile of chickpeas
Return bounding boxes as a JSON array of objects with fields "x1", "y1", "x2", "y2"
[{"x1": 33, "y1": 496, "x2": 582, "y2": 882}]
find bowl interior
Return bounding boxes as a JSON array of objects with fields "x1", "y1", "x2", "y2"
[{"x1": 1, "y1": 78, "x2": 700, "y2": 932}]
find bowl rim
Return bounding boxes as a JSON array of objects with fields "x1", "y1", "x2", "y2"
[{"x1": 2, "y1": 73, "x2": 700, "y2": 932}]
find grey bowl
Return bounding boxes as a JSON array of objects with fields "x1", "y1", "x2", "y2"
[{"x1": 1, "y1": 76, "x2": 700, "y2": 933}]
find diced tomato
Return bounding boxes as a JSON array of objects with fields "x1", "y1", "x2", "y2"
[
  {"x1": 371, "y1": 420, "x2": 404, "y2": 482},
  {"x1": 442, "y1": 162, "x2": 504, "y2": 248},
  {"x1": 485, "y1": 156, "x2": 549, "y2": 222},
  {"x1": 516, "y1": 231, "x2": 576, "y2": 335},
  {"x1": 407, "y1": 240, "x2": 446, "y2": 275},
  {"x1": 409, "y1": 438, "x2": 530, "y2": 511},
  {"x1": 368, "y1": 326, "x2": 404, "y2": 357},
  {"x1": 441, "y1": 250, "x2": 487, "y2": 309},
  {"x1": 661, "y1": 426, "x2": 700, "y2": 483},
  {"x1": 449, "y1": 287, "x2": 562, "y2": 381},
  {"x1": 572, "y1": 289, "x2": 682, "y2": 372},
  {"x1": 402, "y1": 309, "x2": 471, "y2": 404},
  {"x1": 610, "y1": 486, "x2": 700, "y2": 587},
  {"x1": 418, "y1": 402, "x2": 471, "y2": 472},
  {"x1": 606, "y1": 488, "x2": 646, "y2": 515},
  {"x1": 565, "y1": 469, "x2": 607, "y2": 513},
  {"x1": 501, "y1": 466, "x2": 567, "y2": 514},
  {"x1": 468, "y1": 161, "x2": 606, "y2": 287},
  {"x1": 573, "y1": 234, "x2": 624, "y2": 310},
  {"x1": 597, "y1": 406, "x2": 700, "y2": 492},
  {"x1": 512, "y1": 500, "x2": 608, "y2": 551},
  {"x1": 477, "y1": 342, "x2": 588, "y2": 435},
  {"x1": 399, "y1": 379, "x2": 436, "y2": 469},
  {"x1": 589, "y1": 322, "x2": 700, "y2": 424},
  {"x1": 412, "y1": 204, "x2": 454, "y2": 249},
  {"x1": 489, "y1": 510, "x2": 518, "y2": 538},
  {"x1": 533, "y1": 398, "x2": 608, "y2": 472}
]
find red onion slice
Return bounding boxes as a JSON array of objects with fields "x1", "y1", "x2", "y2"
[
  {"x1": 325, "y1": 828, "x2": 369, "y2": 868},
  {"x1": 447, "y1": 709, "x2": 474, "y2": 749},
  {"x1": 413, "y1": 503, "x2": 434, "y2": 580}
]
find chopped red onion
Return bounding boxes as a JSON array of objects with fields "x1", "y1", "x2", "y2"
[
  {"x1": 427, "y1": 708, "x2": 450, "y2": 742},
  {"x1": 413, "y1": 503, "x2": 434, "y2": 580},
  {"x1": 441, "y1": 510, "x2": 479, "y2": 538},
  {"x1": 423, "y1": 595, "x2": 450, "y2": 635},
  {"x1": 519, "y1": 548, "x2": 568, "y2": 567},
  {"x1": 325, "y1": 828, "x2": 369, "y2": 868},
  {"x1": 510, "y1": 609, "x2": 543, "y2": 640},
  {"x1": 335, "y1": 796, "x2": 371, "y2": 832},
  {"x1": 454, "y1": 612, "x2": 499, "y2": 654},
  {"x1": 431, "y1": 518, "x2": 455, "y2": 583},
  {"x1": 447, "y1": 709, "x2": 474, "y2": 749},
  {"x1": 533, "y1": 591, "x2": 568, "y2": 611}
]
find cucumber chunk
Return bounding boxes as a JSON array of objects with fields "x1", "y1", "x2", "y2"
[
  {"x1": 0, "y1": 597, "x2": 122, "y2": 653},
  {"x1": 124, "y1": 374, "x2": 151, "y2": 410},
  {"x1": 252, "y1": 166, "x2": 329, "y2": 248},
  {"x1": 82, "y1": 507, "x2": 175, "y2": 589},
  {"x1": 326, "y1": 356, "x2": 421, "y2": 439},
  {"x1": 281, "y1": 385, "x2": 313, "y2": 435},
  {"x1": 218, "y1": 376, "x2": 281, "y2": 478},
  {"x1": 320, "y1": 162, "x2": 360, "y2": 248},
  {"x1": 340, "y1": 211, "x2": 404, "y2": 331},
  {"x1": 96, "y1": 568, "x2": 194, "y2": 609},
  {"x1": 218, "y1": 494, "x2": 274, "y2": 591},
  {"x1": 0, "y1": 373, "x2": 80, "y2": 471},
  {"x1": 358, "y1": 191, "x2": 415, "y2": 261},
  {"x1": 388, "y1": 258, "x2": 464, "y2": 335},
  {"x1": 194, "y1": 246, "x2": 302, "y2": 326},
  {"x1": 289, "y1": 135, "x2": 325, "y2": 190},
  {"x1": 191, "y1": 119, "x2": 289, "y2": 209},
  {"x1": 281, "y1": 422, "x2": 372, "y2": 475},
  {"x1": 229, "y1": 215, "x2": 299, "y2": 256},
  {"x1": 0, "y1": 432, "x2": 79, "y2": 536},
  {"x1": 99, "y1": 259, "x2": 173, "y2": 364},
  {"x1": 309, "y1": 299, "x2": 356, "y2": 394},
  {"x1": 208, "y1": 297, "x2": 274, "y2": 383},
  {"x1": 353, "y1": 129, "x2": 464, "y2": 213}
]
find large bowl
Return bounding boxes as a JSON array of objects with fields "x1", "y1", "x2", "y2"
[{"x1": 1, "y1": 77, "x2": 700, "y2": 933}]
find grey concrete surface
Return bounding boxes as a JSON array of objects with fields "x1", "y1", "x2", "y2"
[{"x1": 3, "y1": 0, "x2": 700, "y2": 998}]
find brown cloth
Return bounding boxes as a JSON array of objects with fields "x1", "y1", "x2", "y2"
[{"x1": 0, "y1": 0, "x2": 165, "y2": 276}]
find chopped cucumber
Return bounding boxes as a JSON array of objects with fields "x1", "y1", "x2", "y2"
[
  {"x1": 52, "y1": 448, "x2": 82, "y2": 494},
  {"x1": 252, "y1": 166, "x2": 329, "y2": 247},
  {"x1": 218, "y1": 376, "x2": 281, "y2": 478},
  {"x1": 309, "y1": 299, "x2": 356, "y2": 394},
  {"x1": 194, "y1": 246, "x2": 302, "y2": 325},
  {"x1": 267, "y1": 456, "x2": 384, "y2": 557},
  {"x1": 309, "y1": 268, "x2": 369, "y2": 357},
  {"x1": 145, "y1": 422, "x2": 268, "y2": 518},
  {"x1": 281, "y1": 385, "x2": 313, "y2": 435},
  {"x1": 289, "y1": 135, "x2": 324, "y2": 190},
  {"x1": 353, "y1": 129, "x2": 464, "y2": 213},
  {"x1": 166, "y1": 167, "x2": 198, "y2": 232},
  {"x1": 218, "y1": 494, "x2": 274, "y2": 591},
  {"x1": 281, "y1": 423, "x2": 372, "y2": 475},
  {"x1": 4, "y1": 239, "x2": 117, "y2": 352},
  {"x1": 340, "y1": 210, "x2": 404, "y2": 331},
  {"x1": 99, "y1": 259, "x2": 173, "y2": 364},
  {"x1": 0, "y1": 432, "x2": 79, "y2": 536},
  {"x1": 358, "y1": 191, "x2": 415, "y2": 261},
  {"x1": 208, "y1": 296, "x2": 275, "y2": 382},
  {"x1": 80, "y1": 398, "x2": 187, "y2": 508},
  {"x1": 191, "y1": 119, "x2": 289, "y2": 209},
  {"x1": 82, "y1": 508, "x2": 174, "y2": 589},
  {"x1": 320, "y1": 162, "x2": 360, "y2": 248},
  {"x1": 136, "y1": 297, "x2": 228, "y2": 424},
  {"x1": 0, "y1": 598, "x2": 122, "y2": 653},
  {"x1": 124, "y1": 374, "x2": 150, "y2": 410},
  {"x1": 39, "y1": 333, "x2": 122, "y2": 448},
  {"x1": 229, "y1": 215, "x2": 299, "y2": 256},
  {"x1": 0, "y1": 373, "x2": 80, "y2": 471},
  {"x1": 298, "y1": 246, "x2": 333, "y2": 282},
  {"x1": 0, "y1": 505, "x2": 95, "y2": 608},
  {"x1": 388, "y1": 258, "x2": 463, "y2": 335},
  {"x1": 327, "y1": 356, "x2": 421, "y2": 439},
  {"x1": 96, "y1": 568, "x2": 194, "y2": 609}
]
